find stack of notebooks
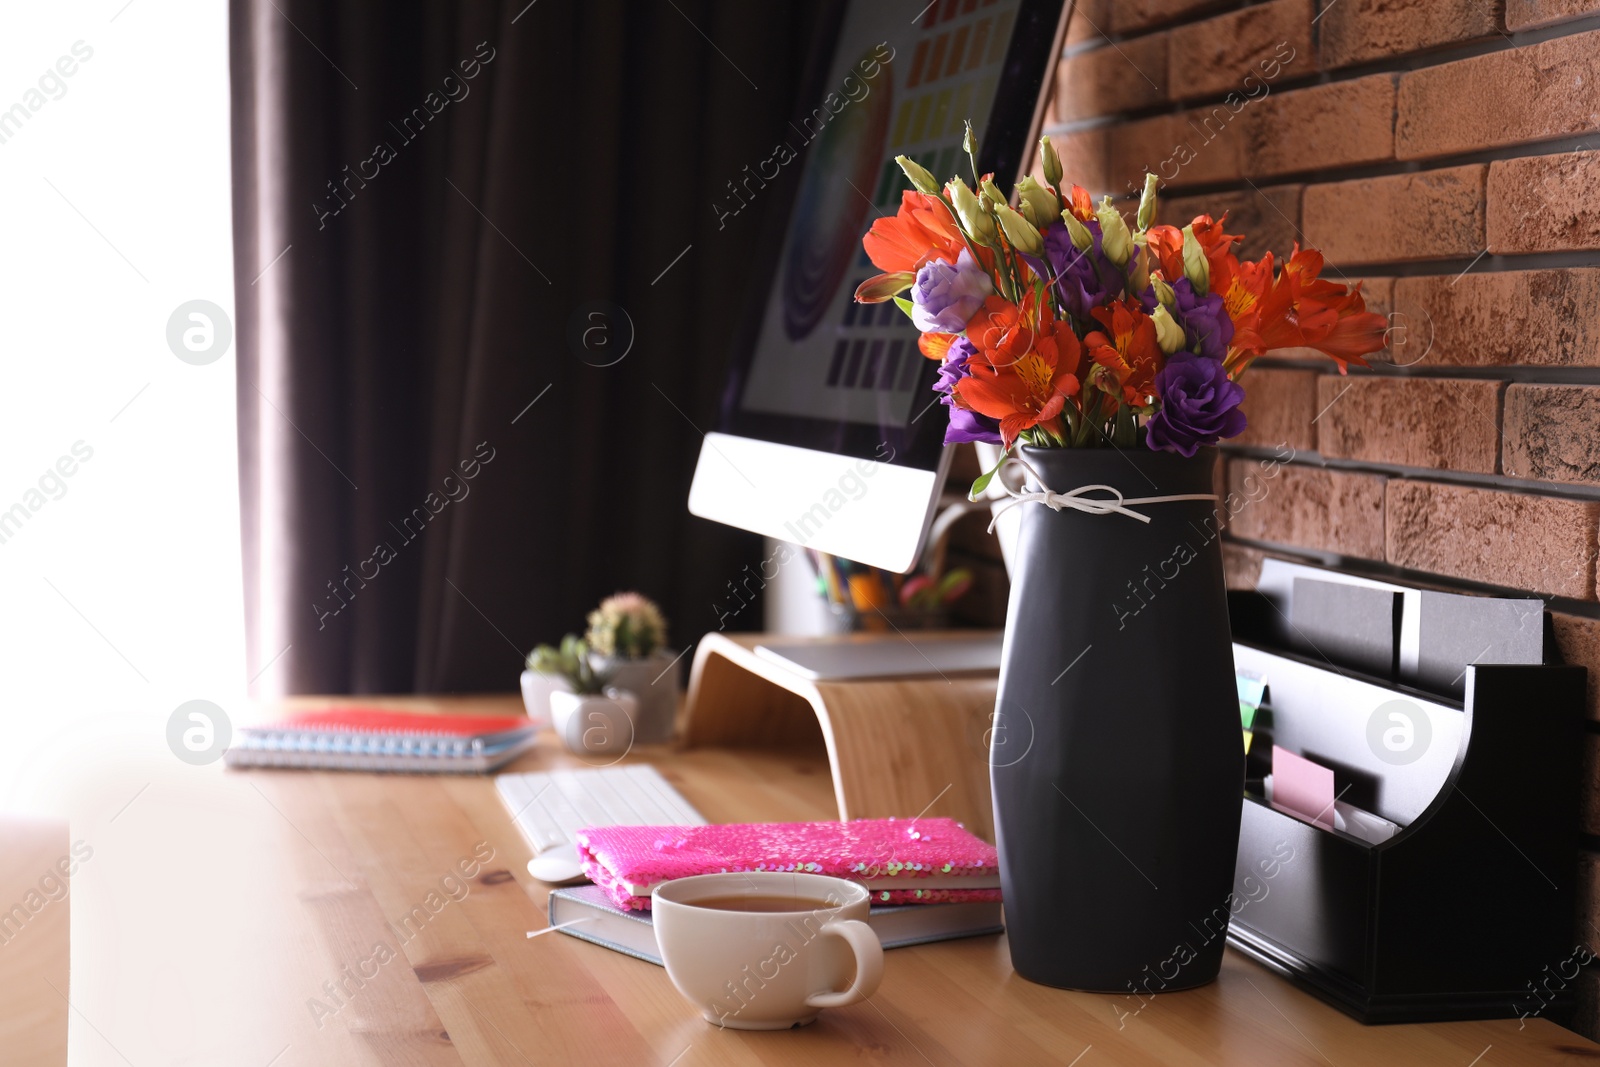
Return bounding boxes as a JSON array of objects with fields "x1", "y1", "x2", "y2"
[
  {"x1": 549, "y1": 884, "x2": 1003, "y2": 965},
  {"x1": 550, "y1": 817, "x2": 1005, "y2": 962},
  {"x1": 224, "y1": 708, "x2": 538, "y2": 773}
]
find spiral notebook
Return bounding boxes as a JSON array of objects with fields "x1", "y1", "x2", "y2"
[{"x1": 224, "y1": 708, "x2": 538, "y2": 773}]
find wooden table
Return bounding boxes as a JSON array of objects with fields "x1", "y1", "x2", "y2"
[{"x1": 8, "y1": 695, "x2": 1596, "y2": 1065}]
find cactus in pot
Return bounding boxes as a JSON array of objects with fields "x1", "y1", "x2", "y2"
[{"x1": 584, "y1": 593, "x2": 678, "y2": 744}]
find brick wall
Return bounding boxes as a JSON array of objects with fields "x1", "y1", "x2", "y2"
[{"x1": 1038, "y1": 0, "x2": 1600, "y2": 1037}]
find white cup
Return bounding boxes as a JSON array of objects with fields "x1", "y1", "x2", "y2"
[{"x1": 652, "y1": 871, "x2": 884, "y2": 1030}]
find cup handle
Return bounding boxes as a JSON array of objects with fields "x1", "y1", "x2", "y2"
[{"x1": 803, "y1": 919, "x2": 884, "y2": 1009}]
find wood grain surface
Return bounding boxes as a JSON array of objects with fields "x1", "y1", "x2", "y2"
[{"x1": 11, "y1": 694, "x2": 1597, "y2": 1066}]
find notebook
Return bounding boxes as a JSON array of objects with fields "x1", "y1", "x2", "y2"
[
  {"x1": 576, "y1": 817, "x2": 1002, "y2": 910},
  {"x1": 547, "y1": 883, "x2": 1004, "y2": 965},
  {"x1": 224, "y1": 708, "x2": 538, "y2": 773}
]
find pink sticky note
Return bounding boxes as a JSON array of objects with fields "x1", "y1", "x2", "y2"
[{"x1": 1272, "y1": 745, "x2": 1336, "y2": 830}]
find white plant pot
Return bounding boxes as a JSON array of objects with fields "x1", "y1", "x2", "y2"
[
  {"x1": 589, "y1": 651, "x2": 680, "y2": 744},
  {"x1": 550, "y1": 687, "x2": 637, "y2": 757},
  {"x1": 519, "y1": 670, "x2": 567, "y2": 731}
]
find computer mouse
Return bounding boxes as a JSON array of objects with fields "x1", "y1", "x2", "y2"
[{"x1": 527, "y1": 843, "x2": 587, "y2": 884}]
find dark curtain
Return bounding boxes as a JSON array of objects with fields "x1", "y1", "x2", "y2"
[{"x1": 230, "y1": 1, "x2": 825, "y2": 694}]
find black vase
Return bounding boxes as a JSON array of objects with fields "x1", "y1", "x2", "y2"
[{"x1": 990, "y1": 444, "x2": 1243, "y2": 993}]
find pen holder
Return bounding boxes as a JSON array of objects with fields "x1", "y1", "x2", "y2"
[{"x1": 826, "y1": 602, "x2": 951, "y2": 634}]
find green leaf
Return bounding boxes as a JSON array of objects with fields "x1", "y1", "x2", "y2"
[
  {"x1": 967, "y1": 447, "x2": 1011, "y2": 501},
  {"x1": 893, "y1": 295, "x2": 917, "y2": 322}
]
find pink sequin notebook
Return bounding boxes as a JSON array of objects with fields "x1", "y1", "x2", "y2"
[{"x1": 575, "y1": 817, "x2": 1001, "y2": 911}]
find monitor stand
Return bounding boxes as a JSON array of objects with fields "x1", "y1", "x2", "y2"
[
  {"x1": 753, "y1": 632, "x2": 1004, "y2": 681},
  {"x1": 680, "y1": 631, "x2": 1001, "y2": 840}
]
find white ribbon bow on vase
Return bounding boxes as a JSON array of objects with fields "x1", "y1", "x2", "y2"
[{"x1": 985, "y1": 455, "x2": 1220, "y2": 533}]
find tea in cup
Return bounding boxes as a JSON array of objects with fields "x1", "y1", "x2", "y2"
[{"x1": 652, "y1": 871, "x2": 884, "y2": 1030}]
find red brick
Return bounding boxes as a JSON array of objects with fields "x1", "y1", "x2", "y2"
[
  {"x1": 1503, "y1": 385, "x2": 1600, "y2": 486},
  {"x1": 1391, "y1": 270, "x2": 1600, "y2": 368},
  {"x1": 1234, "y1": 368, "x2": 1320, "y2": 451},
  {"x1": 1166, "y1": 0, "x2": 1312, "y2": 103},
  {"x1": 1302, "y1": 165, "x2": 1485, "y2": 265},
  {"x1": 1506, "y1": 0, "x2": 1600, "y2": 29},
  {"x1": 1315, "y1": 377, "x2": 1502, "y2": 473},
  {"x1": 1385, "y1": 480, "x2": 1599, "y2": 599},
  {"x1": 1123, "y1": 53, "x2": 1311, "y2": 190},
  {"x1": 1355, "y1": 276, "x2": 1398, "y2": 362},
  {"x1": 1553, "y1": 612, "x2": 1600, "y2": 723},
  {"x1": 1397, "y1": 33, "x2": 1600, "y2": 160},
  {"x1": 1055, "y1": 35, "x2": 1171, "y2": 122},
  {"x1": 1317, "y1": 0, "x2": 1502, "y2": 68},
  {"x1": 1239, "y1": 75, "x2": 1396, "y2": 179},
  {"x1": 1159, "y1": 184, "x2": 1302, "y2": 261},
  {"x1": 1222, "y1": 541, "x2": 1267, "y2": 590},
  {"x1": 1107, "y1": 111, "x2": 1242, "y2": 195},
  {"x1": 1065, "y1": 0, "x2": 1112, "y2": 48},
  {"x1": 1354, "y1": 276, "x2": 1395, "y2": 320},
  {"x1": 1488, "y1": 151, "x2": 1600, "y2": 254},
  {"x1": 1110, "y1": 0, "x2": 1230, "y2": 34},
  {"x1": 1226, "y1": 459, "x2": 1386, "y2": 558}
]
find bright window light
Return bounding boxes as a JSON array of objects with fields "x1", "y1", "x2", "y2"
[{"x1": 0, "y1": 1, "x2": 242, "y2": 815}]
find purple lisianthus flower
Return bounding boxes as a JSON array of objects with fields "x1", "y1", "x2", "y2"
[
  {"x1": 933, "y1": 337, "x2": 1002, "y2": 446},
  {"x1": 1030, "y1": 220, "x2": 1120, "y2": 320},
  {"x1": 1139, "y1": 277, "x2": 1234, "y2": 360},
  {"x1": 1145, "y1": 352, "x2": 1247, "y2": 457},
  {"x1": 910, "y1": 249, "x2": 993, "y2": 334}
]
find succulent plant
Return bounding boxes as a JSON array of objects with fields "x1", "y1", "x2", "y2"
[{"x1": 526, "y1": 634, "x2": 608, "y2": 695}]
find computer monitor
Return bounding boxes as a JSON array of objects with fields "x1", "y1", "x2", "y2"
[{"x1": 689, "y1": 0, "x2": 1067, "y2": 572}]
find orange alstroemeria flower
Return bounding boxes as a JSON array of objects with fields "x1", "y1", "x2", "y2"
[
  {"x1": 1189, "y1": 213, "x2": 1243, "y2": 280},
  {"x1": 861, "y1": 190, "x2": 966, "y2": 275},
  {"x1": 1145, "y1": 225, "x2": 1185, "y2": 283},
  {"x1": 1223, "y1": 245, "x2": 1387, "y2": 375},
  {"x1": 1033, "y1": 316, "x2": 1086, "y2": 390},
  {"x1": 1278, "y1": 247, "x2": 1387, "y2": 371},
  {"x1": 1065, "y1": 184, "x2": 1095, "y2": 222},
  {"x1": 965, "y1": 295, "x2": 1037, "y2": 367},
  {"x1": 955, "y1": 306, "x2": 1082, "y2": 448},
  {"x1": 1085, "y1": 302, "x2": 1163, "y2": 408},
  {"x1": 1214, "y1": 251, "x2": 1279, "y2": 359},
  {"x1": 1313, "y1": 305, "x2": 1390, "y2": 368},
  {"x1": 918, "y1": 332, "x2": 958, "y2": 362},
  {"x1": 1146, "y1": 214, "x2": 1241, "y2": 289}
]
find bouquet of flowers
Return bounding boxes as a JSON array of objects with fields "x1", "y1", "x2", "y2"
[{"x1": 855, "y1": 126, "x2": 1388, "y2": 496}]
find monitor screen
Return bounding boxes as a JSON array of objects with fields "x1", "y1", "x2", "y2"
[
  {"x1": 690, "y1": 0, "x2": 1065, "y2": 572},
  {"x1": 720, "y1": 0, "x2": 1064, "y2": 471}
]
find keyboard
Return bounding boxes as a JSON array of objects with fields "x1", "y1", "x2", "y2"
[{"x1": 495, "y1": 765, "x2": 707, "y2": 856}]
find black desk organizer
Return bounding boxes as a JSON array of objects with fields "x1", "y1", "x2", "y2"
[{"x1": 1224, "y1": 570, "x2": 1586, "y2": 1024}]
